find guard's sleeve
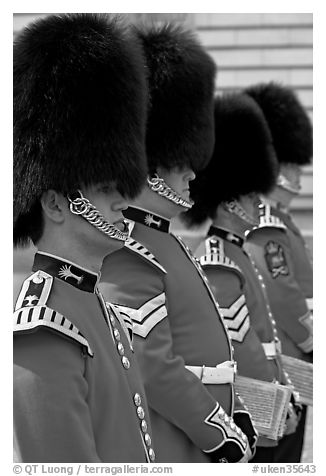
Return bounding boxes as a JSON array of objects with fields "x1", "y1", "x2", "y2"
[
  {"x1": 204, "y1": 264, "x2": 277, "y2": 381},
  {"x1": 14, "y1": 328, "x2": 101, "y2": 463},
  {"x1": 202, "y1": 264, "x2": 260, "y2": 453},
  {"x1": 246, "y1": 228, "x2": 313, "y2": 354},
  {"x1": 100, "y1": 248, "x2": 248, "y2": 455},
  {"x1": 204, "y1": 266, "x2": 250, "y2": 344}
]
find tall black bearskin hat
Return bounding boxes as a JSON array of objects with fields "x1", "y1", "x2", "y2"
[
  {"x1": 184, "y1": 93, "x2": 278, "y2": 226},
  {"x1": 135, "y1": 23, "x2": 217, "y2": 174},
  {"x1": 14, "y1": 13, "x2": 148, "y2": 246},
  {"x1": 244, "y1": 82, "x2": 312, "y2": 165}
]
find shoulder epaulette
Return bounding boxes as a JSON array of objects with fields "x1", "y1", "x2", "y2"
[
  {"x1": 125, "y1": 238, "x2": 167, "y2": 274},
  {"x1": 13, "y1": 270, "x2": 93, "y2": 357},
  {"x1": 257, "y1": 204, "x2": 287, "y2": 230},
  {"x1": 14, "y1": 270, "x2": 53, "y2": 312},
  {"x1": 200, "y1": 237, "x2": 244, "y2": 279}
]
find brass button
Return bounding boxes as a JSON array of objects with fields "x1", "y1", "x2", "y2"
[
  {"x1": 144, "y1": 433, "x2": 152, "y2": 446},
  {"x1": 110, "y1": 315, "x2": 116, "y2": 326},
  {"x1": 137, "y1": 406, "x2": 145, "y2": 419},
  {"x1": 117, "y1": 342, "x2": 125, "y2": 356},
  {"x1": 113, "y1": 328, "x2": 120, "y2": 341},
  {"x1": 148, "y1": 448, "x2": 155, "y2": 462},
  {"x1": 133, "y1": 393, "x2": 142, "y2": 406},
  {"x1": 32, "y1": 273, "x2": 43, "y2": 284},
  {"x1": 141, "y1": 420, "x2": 148, "y2": 433},
  {"x1": 121, "y1": 356, "x2": 130, "y2": 369}
]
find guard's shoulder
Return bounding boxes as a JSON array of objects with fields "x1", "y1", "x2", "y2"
[
  {"x1": 200, "y1": 236, "x2": 243, "y2": 276},
  {"x1": 125, "y1": 237, "x2": 167, "y2": 274},
  {"x1": 256, "y1": 204, "x2": 287, "y2": 230},
  {"x1": 13, "y1": 270, "x2": 93, "y2": 357},
  {"x1": 14, "y1": 270, "x2": 53, "y2": 311}
]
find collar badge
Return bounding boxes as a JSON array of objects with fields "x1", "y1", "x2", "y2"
[
  {"x1": 144, "y1": 214, "x2": 162, "y2": 229},
  {"x1": 58, "y1": 264, "x2": 84, "y2": 285}
]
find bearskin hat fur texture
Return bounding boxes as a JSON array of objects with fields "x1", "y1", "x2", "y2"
[
  {"x1": 245, "y1": 82, "x2": 312, "y2": 165},
  {"x1": 14, "y1": 13, "x2": 148, "y2": 246},
  {"x1": 184, "y1": 93, "x2": 278, "y2": 226},
  {"x1": 135, "y1": 23, "x2": 217, "y2": 174}
]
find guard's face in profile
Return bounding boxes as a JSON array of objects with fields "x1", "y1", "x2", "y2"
[
  {"x1": 238, "y1": 192, "x2": 260, "y2": 224},
  {"x1": 279, "y1": 163, "x2": 302, "y2": 192},
  {"x1": 156, "y1": 165, "x2": 196, "y2": 204}
]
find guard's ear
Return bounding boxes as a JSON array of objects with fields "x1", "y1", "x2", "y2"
[{"x1": 40, "y1": 190, "x2": 66, "y2": 224}]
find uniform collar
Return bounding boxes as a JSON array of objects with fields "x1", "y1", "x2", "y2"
[
  {"x1": 124, "y1": 206, "x2": 170, "y2": 233},
  {"x1": 33, "y1": 251, "x2": 99, "y2": 293},
  {"x1": 208, "y1": 225, "x2": 244, "y2": 248}
]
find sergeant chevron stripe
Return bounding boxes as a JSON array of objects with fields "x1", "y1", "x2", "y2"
[
  {"x1": 112, "y1": 304, "x2": 133, "y2": 332},
  {"x1": 125, "y1": 238, "x2": 166, "y2": 274},
  {"x1": 219, "y1": 295, "x2": 250, "y2": 343},
  {"x1": 258, "y1": 205, "x2": 286, "y2": 229},
  {"x1": 116, "y1": 293, "x2": 167, "y2": 338},
  {"x1": 13, "y1": 305, "x2": 94, "y2": 356},
  {"x1": 109, "y1": 303, "x2": 134, "y2": 347}
]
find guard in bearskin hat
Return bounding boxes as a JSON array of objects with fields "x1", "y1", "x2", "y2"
[
  {"x1": 244, "y1": 82, "x2": 313, "y2": 462},
  {"x1": 13, "y1": 13, "x2": 156, "y2": 462},
  {"x1": 184, "y1": 92, "x2": 302, "y2": 462},
  {"x1": 99, "y1": 23, "x2": 257, "y2": 463}
]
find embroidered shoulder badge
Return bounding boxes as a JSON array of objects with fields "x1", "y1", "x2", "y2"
[{"x1": 264, "y1": 241, "x2": 289, "y2": 279}]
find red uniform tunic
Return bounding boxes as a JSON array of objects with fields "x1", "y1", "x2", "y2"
[
  {"x1": 197, "y1": 227, "x2": 285, "y2": 385},
  {"x1": 245, "y1": 204, "x2": 313, "y2": 362},
  {"x1": 197, "y1": 226, "x2": 301, "y2": 462},
  {"x1": 100, "y1": 209, "x2": 253, "y2": 463},
  {"x1": 245, "y1": 204, "x2": 312, "y2": 463},
  {"x1": 14, "y1": 252, "x2": 155, "y2": 463},
  {"x1": 275, "y1": 207, "x2": 313, "y2": 311}
]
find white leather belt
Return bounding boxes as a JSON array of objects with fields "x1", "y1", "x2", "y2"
[
  {"x1": 186, "y1": 360, "x2": 237, "y2": 384},
  {"x1": 262, "y1": 341, "x2": 282, "y2": 359}
]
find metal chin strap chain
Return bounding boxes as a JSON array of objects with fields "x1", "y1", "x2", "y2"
[
  {"x1": 67, "y1": 190, "x2": 129, "y2": 242},
  {"x1": 277, "y1": 174, "x2": 301, "y2": 195},
  {"x1": 147, "y1": 174, "x2": 194, "y2": 209},
  {"x1": 224, "y1": 200, "x2": 259, "y2": 227}
]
